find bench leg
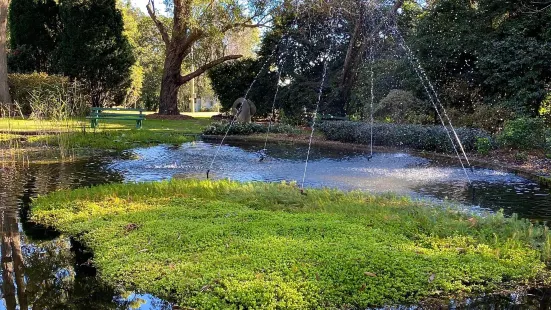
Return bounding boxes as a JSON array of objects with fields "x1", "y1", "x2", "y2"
[
  {"x1": 136, "y1": 119, "x2": 142, "y2": 129},
  {"x1": 91, "y1": 119, "x2": 98, "y2": 129}
]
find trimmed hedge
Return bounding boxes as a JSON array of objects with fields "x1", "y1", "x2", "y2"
[
  {"x1": 203, "y1": 121, "x2": 300, "y2": 136},
  {"x1": 318, "y1": 121, "x2": 492, "y2": 153}
]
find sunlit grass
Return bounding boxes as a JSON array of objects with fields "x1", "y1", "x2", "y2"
[
  {"x1": 32, "y1": 180, "x2": 551, "y2": 308},
  {"x1": 0, "y1": 117, "x2": 211, "y2": 133},
  {"x1": 0, "y1": 118, "x2": 212, "y2": 152}
]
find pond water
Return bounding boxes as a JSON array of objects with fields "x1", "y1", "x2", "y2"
[
  {"x1": 1, "y1": 140, "x2": 550, "y2": 309},
  {"x1": 114, "y1": 141, "x2": 551, "y2": 220}
]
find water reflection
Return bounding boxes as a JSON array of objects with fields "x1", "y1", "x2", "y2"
[
  {"x1": 1, "y1": 209, "x2": 27, "y2": 310},
  {"x1": 0, "y1": 159, "x2": 172, "y2": 309}
]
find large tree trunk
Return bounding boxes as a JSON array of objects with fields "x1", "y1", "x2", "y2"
[
  {"x1": 159, "y1": 49, "x2": 185, "y2": 115},
  {"x1": 0, "y1": 0, "x2": 12, "y2": 114},
  {"x1": 147, "y1": 0, "x2": 246, "y2": 115}
]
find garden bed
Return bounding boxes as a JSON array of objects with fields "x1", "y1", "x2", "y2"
[{"x1": 31, "y1": 180, "x2": 551, "y2": 308}]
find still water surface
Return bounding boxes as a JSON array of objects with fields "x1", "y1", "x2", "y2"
[{"x1": 1, "y1": 140, "x2": 550, "y2": 309}]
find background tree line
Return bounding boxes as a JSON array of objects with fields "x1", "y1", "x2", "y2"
[
  {"x1": 209, "y1": 0, "x2": 551, "y2": 131},
  {"x1": 4, "y1": 0, "x2": 263, "y2": 114},
  {"x1": 2, "y1": 0, "x2": 550, "y2": 128}
]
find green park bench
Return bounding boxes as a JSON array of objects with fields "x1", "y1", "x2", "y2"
[{"x1": 87, "y1": 107, "x2": 145, "y2": 129}]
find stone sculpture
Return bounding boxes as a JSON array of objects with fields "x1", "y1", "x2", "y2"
[{"x1": 231, "y1": 97, "x2": 256, "y2": 123}]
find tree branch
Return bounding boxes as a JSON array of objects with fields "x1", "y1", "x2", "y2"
[
  {"x1": 146, "y1": 0, "x2": 170, "y2": 46},
  {"x1": 179, "y1": 55, "x2": 242, "y2": 85},
  {"x1": 221, "y1": 15, "x2": 273, "y2": 33},
  {"x1": 391, "y1": 0, "x2": 405, "y2": 15}
]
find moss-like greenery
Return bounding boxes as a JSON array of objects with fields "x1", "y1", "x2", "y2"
[{"x1": 32, "y1": 180, "x2": 551, "y2": 308}]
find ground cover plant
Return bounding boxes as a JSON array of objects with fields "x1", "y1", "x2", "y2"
[{"x1": 32, "y1": 180, "x2": 551, "y2": 308}]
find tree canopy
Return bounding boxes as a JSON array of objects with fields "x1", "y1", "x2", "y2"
[
  {"x1": 56, "y1": 0, "x2": 134, "y2": 106},
  {"x1": 208, "y1": 0, "x2": 551, "y2": 127}
]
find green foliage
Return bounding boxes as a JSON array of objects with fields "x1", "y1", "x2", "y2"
[
  {"x1": 447, "y1": 104, "x2": 516, "y2": 133},
  {"x1": 34, "y1": 130, "x2": 195, "y2": 151},
  {"x1": 208, "y1": 58, "x2": 278, "y2": 116},
  {"x1": 118, "y1": 2, "x2": 144, "y2": 108},
  {"x1": 56, "y1": 0, "x2": 134, "y2": 107},
  {"x1": 478, "y1": 36, "x2": 551, "y2": 115},
  {"x1": 8, "y1": 73, "x2": 87, "y2": 117},
  {"x1": 203, "y1": 121, "x2": 299, "y2": 136},
  {"x1": 134, "y1": 16, "x2": 167, "y2": 111},
  {"x1": 8, "y1": 0, "x2": 59, "y2": 73},
  {"x1": 32, "y1": 180, "x2": 551, "y2": 308},
  {"x1": 475, "y1": 137, "x2": 492, "y2": 155},
  {"x1": 498, "y1": 117, "x2": 547, "y2": 150},
  {"x1": 514, "y1": 151, "x2": 528, "y2": 163},
  {"x1": 375, "y1": 89, "x2": 429, "y2": 124},
  {"x1": 319, "y1": 121, "x2": 492, "y2": 153},
  {"x1": 208, "y1": 59, "x2": 259, "y2": 112},
  {"x1": 411, "y1": 0, "x2": 551, "y2": 115}
]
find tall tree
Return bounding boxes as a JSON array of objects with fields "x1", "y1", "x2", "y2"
[
  {"x1": 57, "y1": 0, "x2": 134, "y2": 107},
  {"x1": 146, "y1": 0, "x2": 275, "y2": 115},
  {"x1": 336, "y1": 0, "x2": 406, "y2": 115},
  {"x1": 8, "y1": 0, "x2": 59, "y2": 73},
  {"x1": 135, "y1": 15, "x2": 167, "y2": 110},
  {"x1": 0, "y1": 0, "x2": 11, "y2": 111},
  {"x1": 413, "y1": 0, "x2": 551, "y2": 114}
]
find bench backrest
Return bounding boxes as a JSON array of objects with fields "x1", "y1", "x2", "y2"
[
  {"x1": 90, "y1": 107, "x2": 144, "y2": 117},
  {"x1": 91, "y1": 107, "x2": 144, "y2": 112}
]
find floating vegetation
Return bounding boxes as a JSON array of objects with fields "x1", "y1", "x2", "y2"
[{"x1": 32, "y1": 179, "x2": 551, "y2": 308}]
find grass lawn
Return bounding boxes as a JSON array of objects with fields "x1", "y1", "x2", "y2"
[
  {"x1": 31, "y1": 180, "x2": 551, "y2": 308},
  {"x1": 0, "y1": 117, "x2": 212, "y2": 151}
]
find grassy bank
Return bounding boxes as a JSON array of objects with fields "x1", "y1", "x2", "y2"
[
  {"x1": 0, "y1": 118, "x2": 211, "y2": 151},
  {"x1": 32, "y1": 180, "x2": 551, "y2": 308}
]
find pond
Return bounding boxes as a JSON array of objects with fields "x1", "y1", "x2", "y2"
[
  {"x1": 1, "y1": 140, "x2": 551, "y2": 309},
  {"x1": 114, "y1": 141, "x2": 551, "y2": 220}
]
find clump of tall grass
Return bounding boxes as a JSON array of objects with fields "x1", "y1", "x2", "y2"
[{"x1": 0, "y1": 81, "x2": 90, "y2": 162}]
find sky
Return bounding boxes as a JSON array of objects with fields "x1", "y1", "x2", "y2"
[{"x1": 131, "y1": 0, "x2": 167, "y2": 15}]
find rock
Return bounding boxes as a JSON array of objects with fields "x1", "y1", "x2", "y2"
[{"x1": 231, "y1": 97, "x2": 256, "y2": 123}]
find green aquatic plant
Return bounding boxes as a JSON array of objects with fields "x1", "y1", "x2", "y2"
[{"x1": 32, "y1": 180, "x2": 551, "y2": 308}]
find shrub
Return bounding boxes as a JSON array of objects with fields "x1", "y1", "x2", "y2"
[
  {"x1": 318, "y1": 121, "x2": 492, "y2": 153},
  {"x1": 203, "y1": 122, "x2": 300, "y2": 136},
  {"x1": 448, "y1": 105, "x2": 516, "y2": 133},
  {"x1": 475, "y1": 137, "x2": 492, "y2": 155},
  {"x1": 8, "y1": 73, "x2": 88, "y2": 117},
  {"x1": 515, "y1": 151, "x2": 528, "y2": 163},
  {"x1": 376, "y1": 89, "x2": 428, "y2": 124},
  {"x1": 498, "y1": 117, "x2": 547, "y2": 150}
]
